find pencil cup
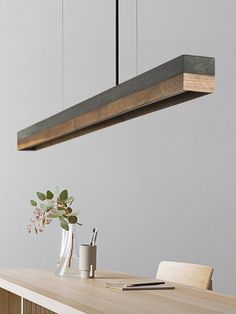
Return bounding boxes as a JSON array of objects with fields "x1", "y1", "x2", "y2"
[{"x1": 79, "y1": 244, "x2": 97, "y2": 279}]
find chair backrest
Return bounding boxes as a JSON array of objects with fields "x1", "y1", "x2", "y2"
[{"x1": 156, "y1": 261, "x2": 213, "y2": 290}]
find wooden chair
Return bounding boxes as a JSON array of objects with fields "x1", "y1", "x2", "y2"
[{"x1": 156, "y1": 261, "x2": 213, "y2": 290}]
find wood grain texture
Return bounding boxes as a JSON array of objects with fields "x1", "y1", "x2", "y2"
[
  {"x1": 23, "y1": 299, "x2": 55, "y2": 314},
  {"x1": 0, "y1": 288, "x2": 21, "y2": 314},
  {"x1": 17, "y1": 55, "x2": 215, "y2": 150},
  {"x1": 0, "y1": 269, "x2": 236, "y2": 314},
  {"x1": 156, "y1": 261, "x2": 213, "y2": 290},
  {"x1": 17, "y1": 73, "x2": 215, "y2": 150},
  {"x1": 183, "y1": 73, "x2": 215, "y2": 92}
]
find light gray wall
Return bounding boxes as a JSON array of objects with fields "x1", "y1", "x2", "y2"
[{"x1": 0, "y1": 0, "x2": 235, "y2": 296}]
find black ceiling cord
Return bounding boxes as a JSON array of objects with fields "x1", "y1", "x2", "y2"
[{"x1": 115, "y1": 0, "x2": 119, "y2": 86}]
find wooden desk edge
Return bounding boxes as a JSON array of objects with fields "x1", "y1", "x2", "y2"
[{"x1": 0, "y1": 277, "x2": 83, "y2": 314}]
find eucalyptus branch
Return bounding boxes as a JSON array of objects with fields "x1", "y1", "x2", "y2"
[{"x1": 27, "y1": 189, "x2": 81, "y2": 234}]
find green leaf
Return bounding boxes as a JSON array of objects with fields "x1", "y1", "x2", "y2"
[
  {"x1": 68, "y1": 216, "x2": 77, "y2": 224},
  {"x1": 57, "y1": 206, "x2": 65, "y2": 211},
  {"x1": 40, "y1": 203, "x2": 47, "y2": 211},
  {"x1": 66, "y1": 196, "x2": 74, "y2": 204},
  {"x1": 46, "y1": 190, "x2": 54, "y2": 200},
  {"x1": 48, "y1": 213, "x2": 59, "y2": 219},
  {"x1": 61, "y1": 222, "x2": 69, "y2": 231},
  {"x1": 67, "y1": 207, "x2": 72, "y2": 214},
  {"x1": 30, "y1": 200, "x2": 37, "y2": 207},
  {"x1": 36, "y1": 192, "x2": 46, "y2": 201},
  {"x1": 59, "y1": 189, "x2": 68, "y2": 201},
  {"x1": 59, "y1": 217, "x2": 69, "y2": 231},
  {"x1": 46, "y1": 205, "x2": 54, "y2": 212}
]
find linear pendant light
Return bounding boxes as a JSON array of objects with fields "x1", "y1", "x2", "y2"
[{"x1": 17, "y1": 3, "x2": 215, "y2": 150}]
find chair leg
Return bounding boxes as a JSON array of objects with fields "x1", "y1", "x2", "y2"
[{"x1": 209, "y1": 280, "x2": 213, "y2": 290}]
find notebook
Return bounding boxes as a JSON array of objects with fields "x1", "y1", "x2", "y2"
[{"x1": 105, "y1": 282, "x2": 175, "y2": 291}]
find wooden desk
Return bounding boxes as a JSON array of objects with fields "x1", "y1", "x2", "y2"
[{"x1": 0, "y1": 269, "x2": 236, "y2": 314}]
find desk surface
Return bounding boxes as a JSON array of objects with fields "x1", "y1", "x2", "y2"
[{"x1": 0, "y1": 269, "x2": 236, "y2": 314}]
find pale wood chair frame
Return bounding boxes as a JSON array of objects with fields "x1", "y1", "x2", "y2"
[{"x1": 156, "y1": 261, "x2": 214, "y2": 290}]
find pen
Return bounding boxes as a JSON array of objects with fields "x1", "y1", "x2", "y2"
[
  {"x1": 93, "y1": 229, "x2": 98, "y2": 245},
  {"x1": 125, "y1": 281, "x2": 165, "y2": 287},
  {"x1": 90, "y1": 228, "x2": 96, "y2": 246}
]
